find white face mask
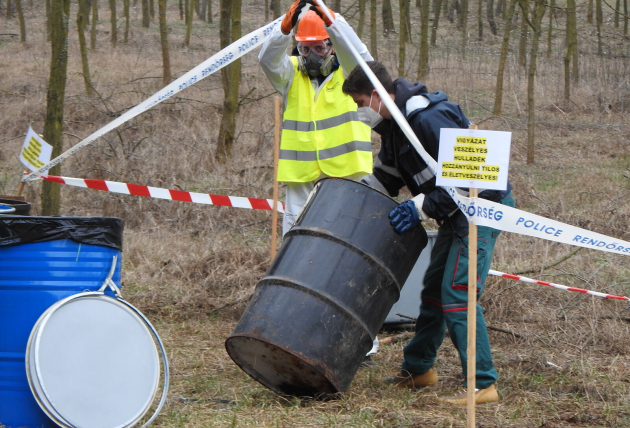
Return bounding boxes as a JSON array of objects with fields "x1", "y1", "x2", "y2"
[{"x1": 356, "y1": 93, "x2": 383, "y2": 128}]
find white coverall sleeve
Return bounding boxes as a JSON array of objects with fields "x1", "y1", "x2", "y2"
[
  {"x1": 258, "y1": 25, "x2": 295, "y2": 97},
  {"x1": 411, "y1": 194, "x2": 431, "y2": 221},
  {"x1": 327, "y1": 14, "x2": 373, "y2": 78}
]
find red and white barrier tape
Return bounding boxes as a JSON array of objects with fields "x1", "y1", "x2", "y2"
[
  {"x1": 41, "y1": 175, "x2": 285, "y2": 213},
  {"x1": 489, "y1": 269, "x2": 630, "y2": 306}
]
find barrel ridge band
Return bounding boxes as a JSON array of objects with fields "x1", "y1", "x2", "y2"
[
  {"x1": 286, "y1": 226, "x2": 404, "y2": 293},
  {"x1": 256, "y1": 276, "x2": 383, "y2": 341}
]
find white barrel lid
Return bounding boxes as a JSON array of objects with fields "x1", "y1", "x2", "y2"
[{"x1": 29, "y1": 295, "x2": 160, "y2": 428}]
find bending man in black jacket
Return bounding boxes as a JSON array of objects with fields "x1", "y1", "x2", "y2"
[{"x1": 343, "y1": 61, "x2": 514, "y2": 404}]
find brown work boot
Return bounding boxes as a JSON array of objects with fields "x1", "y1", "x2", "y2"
[
  {"x1": 438, "y1": 384, "x2": 499, "y2": 405},
  {"x1": 386, "y1": 368, "x2": 438, "y2": 388}
]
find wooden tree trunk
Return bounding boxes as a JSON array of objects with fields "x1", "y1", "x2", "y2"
[
  {"x1": 563, "y1": 33, "x2": 573, "y2": 99},
  {"x1": 596, "y1": 0, "x2": 603, "y2": 55},
  {"x1": 200, "y1": 0, "x2": 207, "y2": 21},
  {"x1": 216, "y1": 0, "x2": 241, "y2": 161},
  {"x1": 159, "y1": 0, "x2": 171, "y2": 86},
  {"x1": 614, "y1": 0, "x2": 620, "y2": 27},
  {"x1": 15, "y1": 0, "x2": 25, "y2": 42},
  {"x1": 487, "y1": 0, "x2": 497, "y2": 36},
  {"x1": 109, "y1": 0, "x2": 117, "y2": 47},
  {"x1": 358, "y1": 0, "x2": 366, "y2": 38},
  {"x1": 405, "y1": 0, "x2": 412, "y2": 41},
  {"x1": 399, "y1": 0, "x2": 408, "y2": 77},
  {"x1": 546, "y1": 0, "x2": 554, "y2": 57},
  {"x1": 493, "y1": 0, "x2": 516, "y2": 115},
  {"x1": 496, "y1": 0, "x2": 504, "y2": 19},
  {"x1": 587, "y1": 0, "x2": 593, "y2": 24},
  {"x1": 6, "y1": 0, "x2": 13, "y2": 18},
  {"x1": 624, "y1": 0, "x2": 628, "y2": 36},
  {"x1": 185, "y1": 0, "x2": 192, "y2": 46},
  {"x1": 179, "y1": 0, "x2": 183, "y2": 19},
  {"x1": 42, "y1": 0, "x2": 71, "y2": 215},
  {"x1": 370, "y1": 0, "x2": 378, "y2": 60},
  {"x1": 271, "y1": 0, "x2": 280, "y2": 19},
  {"x1": 417, "y1": 0, "x2": 430, "y2": 79},
  {"x1": 445, "y1": 0, "x2": 454, "y2": 23},
  {"x1": 207, "y1": 0, "x2": 212, "y2": 22},
  {"x1": 478, "y1": 0, "x2": 483, "y2": 39},
  {"x1": 526, "y1": 0, "x2": 547, "y2": 165},
  {"x1": 91, "y1": 0, "x2": 98, "y2": 48},
  {"x1": 518, "y1": 1, "x2": 528, "y2": 67},
  {"x1": 265, "y1": 0, "x2": 269, "y2": 21},
  {"x1": 46, "y1": 0, "x2": 52, "y2": 41},
  {"x1": 149, "y1": 0, "x2": 155, "y2": 18},
  {"x1": 382, "y1": 0, "x2": 395, "y2": 35},
  {"x1": 77, "y1": 0, "x2": 93, "y2": 95},
  {"x1": 431, "y1": 0, "x2": 443, "y2": 46},
  {"x1": 571, "y1": 0, "x2": 578, "y2": 82},
  {"x1": 333, "y1": 0, "x2": 341, "y2": 10},
  {"x1": 124, "y1": 0, "x2": 130, "y2": 43},
  {"x1": 86, "y1": 0, "x2": 92, "y2": 24},
  {"x1": 461, "y1": 0, "x2": 468, "y2": 58},
  {"x1": 142, "y1": 0, "x2": 150, "y2": 27}
]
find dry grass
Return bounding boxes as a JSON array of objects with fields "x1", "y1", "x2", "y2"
[{"x1": 1, "y1": 1, "x2": 630, "y2": 427}]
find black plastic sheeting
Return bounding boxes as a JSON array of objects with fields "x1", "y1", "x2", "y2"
[{"x1": 0, "y1": 216, "x2": 124, "y2": 251}]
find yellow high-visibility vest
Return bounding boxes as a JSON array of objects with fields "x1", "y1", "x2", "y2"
[{"x1": 277, "y1": 57, "x2": 373, "y2": 183}]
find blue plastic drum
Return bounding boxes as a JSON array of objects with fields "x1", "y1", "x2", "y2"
[{"x1": 0, "y1": 216, "x2": 123, "y2": 428}]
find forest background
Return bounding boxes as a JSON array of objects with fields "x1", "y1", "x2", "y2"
[{"x1": 1, "y1": 0, "x2": 629, "y2": 426}]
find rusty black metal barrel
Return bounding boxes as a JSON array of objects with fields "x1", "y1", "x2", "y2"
[{"x1": 225, "y1": 178, "x2": 428, "y2": 396}]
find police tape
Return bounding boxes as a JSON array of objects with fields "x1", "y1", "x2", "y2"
[
  {"x1": 22, "y1": 16, "x2": 284, "y2": 182},
  {"x1": 321, "y1": 0, "x2": 630, "y2": 258},
  {"x1": 41, "y1": 175, "x2": 285, "y2": 213},
  {"x1": 451, "y1": 192, "x2": 630, "y2": 257},
  {"x1": 489, "y1": 269, "x2": 630, "y2": 305}
]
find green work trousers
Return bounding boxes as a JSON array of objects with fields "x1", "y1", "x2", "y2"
[{"x1": 401, "y1": 194, "x2": 514, "y2": 389}]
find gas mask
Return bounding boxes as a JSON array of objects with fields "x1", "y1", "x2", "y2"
[
  {"x1": 297, "y1": 40, "x2": 335, "y2": 77},
  {"x1": 357, "y1": 93, "x2": 383, "y2": 128}
]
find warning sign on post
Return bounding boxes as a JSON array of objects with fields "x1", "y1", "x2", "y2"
[
  {"x1": 19, "y1": 126, "x2": 52, "y2": 176},
  {"x1": 436, "y1": 128, "x2": 511, "y2": 191}
]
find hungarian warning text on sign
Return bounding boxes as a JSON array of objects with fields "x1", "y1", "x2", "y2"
[
  {"x1": 19, "y1": 126, "x2": 52, "y2": 176},
  {"x1": 436, "y1": 128, "x2": 511, "y2": 191}
]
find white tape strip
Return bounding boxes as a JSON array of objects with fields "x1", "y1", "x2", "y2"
[
  {"x1": 23, "y1": 16, "x2": 284, "y2": 182},
  {"x1": 458, "y1": 195, "x2": 630, "y2": 256}
]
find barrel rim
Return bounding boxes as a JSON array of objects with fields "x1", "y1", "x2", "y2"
[
  {"x1": 225, "y1": 334, "x2": 342, "y2": 396},
  {"x1": 314, "y1": 177, "x2": 398, "y2": 204}
]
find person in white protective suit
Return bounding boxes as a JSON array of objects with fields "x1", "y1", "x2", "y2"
[{"x1": 258, "y1": 0, "x2": 380, "y2": 363}]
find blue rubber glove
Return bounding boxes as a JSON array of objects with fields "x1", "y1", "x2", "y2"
[{"x1": 389, "y1": 200, "x2": 422, "y2": 234}]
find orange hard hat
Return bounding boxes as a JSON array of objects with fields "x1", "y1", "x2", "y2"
[{"x1": 295, "y1": 10, "x2": 329, "y2": 41}]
